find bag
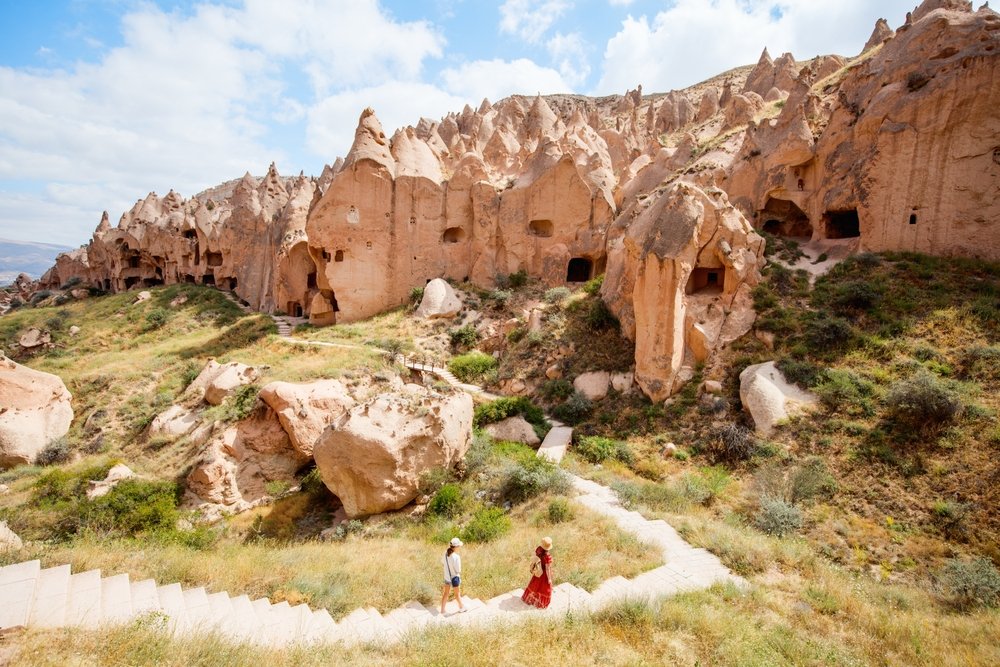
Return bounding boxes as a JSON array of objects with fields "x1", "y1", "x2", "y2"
[
  {"x1": 530, "y1": 557, "x2": 542, "y2": 577},
  {"x1": 446, "y1": 552, "x2": 461, "y2": 588}
]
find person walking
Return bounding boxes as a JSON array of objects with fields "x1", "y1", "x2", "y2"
[
  {"x1": 522, "y1": 536, "x2": 554, "y2": 609},
  {"x1": 440, "y1": 537, "x2": 467, "y2": 615}
]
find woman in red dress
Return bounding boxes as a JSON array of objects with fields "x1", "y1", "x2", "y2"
[{"x1": 522, "y1": 536, "x2": 553, "y2": 608}]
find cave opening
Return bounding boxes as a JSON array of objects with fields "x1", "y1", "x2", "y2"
[
  {"x1": 824, "y1": 209, "x2": 861, "y2": 239},
  {"x1": 566, "y1": 257, "x2": 593, "y2": 283}
]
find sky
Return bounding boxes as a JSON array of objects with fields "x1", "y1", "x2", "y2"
[{"x1": 0, "y1": 0, "x2": 917, "y2": 247}]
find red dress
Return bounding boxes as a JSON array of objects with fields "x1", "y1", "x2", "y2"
[{"x1": 521, "y1": 546, "x2": 553, "y2": 608}]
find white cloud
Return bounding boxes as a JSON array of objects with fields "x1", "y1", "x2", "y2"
[
  {"x1": 596, "y1": 0, "x2": 915, "y2": 93},
  {"x1": 608, "y1": 0, "x2": 634, "y2": 5},
  {"x1": 307, "y1": 82, "x2": 467, "y2": 158},
  {"x1": 546, "y1": 32, "x2": 591, "y2": 88},
  {"x1": 440, "y1": 58, "x2": 572, "y2": 106},
  {"x1": 499, "y1": 0, "x2": 572, "y2": 43}
]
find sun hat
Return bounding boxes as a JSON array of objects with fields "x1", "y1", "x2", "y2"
[
  {"x1": 450, "y1": 537, "x2": 463, "y2": 547},
  {"x1": 540, "y1": 536, "x2": 552, "y2": 550}
]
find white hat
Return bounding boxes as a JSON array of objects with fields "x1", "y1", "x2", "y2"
[{"x1": 450, "y1": 537, "x2": 463, "y2": 547}]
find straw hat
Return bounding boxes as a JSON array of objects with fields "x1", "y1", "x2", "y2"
[
  {"x1": 450, "y1": 537, "x2": 463, "y2": 547},
  {"x1": 540, "y1": 536, "x2": 552, "y2": 550}
]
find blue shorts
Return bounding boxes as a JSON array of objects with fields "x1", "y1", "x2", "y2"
[{"x1": 443, "y1": 577, "x2": 461, "y2": 587}]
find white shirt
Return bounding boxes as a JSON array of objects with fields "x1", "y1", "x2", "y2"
[{"x1": 443, "y1": 551, "x2": 462, "y2": 582}]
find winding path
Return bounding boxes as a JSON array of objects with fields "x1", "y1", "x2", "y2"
[{"x1": 0, "y1": 293, "x2": 746, "y2": 646}]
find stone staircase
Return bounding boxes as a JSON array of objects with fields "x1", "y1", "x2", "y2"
[{"x1": 0, "y1": 474, "x2": 745, "y2": 645}]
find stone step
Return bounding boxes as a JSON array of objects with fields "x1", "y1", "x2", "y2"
[
  {"x1": 27, "y1": 564, "x2": 71, "y2": 628},
  {"x1": 288, "y1": 603, "x2": 314, "y2": 641},
  {"x1": 100, "y1": 573, "x2": 133, "y2": 625},
  {"x1": 67, "y1": 569, "x2": 103, "y2": 628},
  {"x1": 228, "y1": 594, "x2": 261, "y2": 642},
  {"x1": 304, "y1": 607, "x2": 339, "y2": 644},
  {"x1": 0, "y1": 560, "x2": 41, "y2": 630},
  {"x1": 206, "y1": 591, "x2": 235, "y2": 634},
  {"x1": 156, "y1": 583, "x2": 188, "y2": 630},
  {"x1": 537, "y1": 426, "x2": 573, "y2": 463},
  {"x1": 130, "y1": 579, "x2": 160, "y2": 616},
  {"x1": 260, "y1": 600, "x2": 292, "y2": 646},
  {"x1": 590, "y1": 575, "x2": 633, "y2": 605},
  {"x1": 545, "y1": 582, "x2": 593, "y2": 615}
]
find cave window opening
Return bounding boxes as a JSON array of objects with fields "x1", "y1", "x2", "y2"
[
  {"x1": 909, "y1": 212, "x2": 917, "y2": 225},
  {"x1": 759, "y1": 197, "x2": 811, "y2": 238},
  {"x1": 529, "y1": 219, "x2": 554, "y2": 238},
  {"x1": 287, "y1": 301, "x2": 303, "y2": 318},
  {"x1": 334, "y1": 250, "x2": 344, "y2": 262},
  {"x1": 222, "y1": 277, "x2": 237, "y2": 290},
  {"x1": 686, "y1": 268, "x2": 726, "y2": 295},
  {"x1": 183, "y1": 275, "x2": 195, "y2": 284},
  {"x1": 566, "y1": 257, "x2": 593, "y2": 283},
  {"x1": 321, "y1": 250, "x2": 331, "y2": 261},
  {"x1": 202, "y1": 273, "x2": 215, "y2": 286},
  {"x1": 443, "y1": 227, "x2": 465, "y2": 244},
  {"x1": 102, "y1": 279, "x2": 111, "y2": 291},
  {"x1": 366, "y1": 241, "x2": 373, "y2": 249},
  {"x1": 307, "y1": 272, "x2": 317, "y2": 289},
  {"x1": 183, "y1": 230, "x2": 197, "y2": 240},
  {"x1": 124, "y1": 276, "x2": 140, "y2": 289},
  {"x1": 824, "y1": 209, "x2": 860, "y2": 239},
  {"x1": 206, "y1": 252, "x2": 223, "y2": 267}
]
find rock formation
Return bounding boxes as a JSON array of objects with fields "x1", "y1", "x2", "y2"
[
  {"x1": 36, "y1": 0, "x2": 999, "y2": 402},
  {"x1": 313, "y1": 385, "x2": 473, "y2": 517},
  {"x1": 416, "y1": 278, "x2": 463, "y2": 319},
  {"x1": 739, "y1": 362, "x2": 819, "y2": 436},
  {"x1": 483, "y1": 416, "x2": 540, "y2": 446},
  {"x1": 258, "y1": 379, "x2": 356, "y2": 458},
  {"x1": 0, "y1": 354, "x2": 73, "y2": 468}
]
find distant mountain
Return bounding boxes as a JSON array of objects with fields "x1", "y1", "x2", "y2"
[{"x1": 0, "y1": 238, "x2": 73, "y2": 284}]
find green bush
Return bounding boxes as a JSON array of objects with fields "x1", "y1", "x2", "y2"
[
  {"x1": 30, "y1": 290, "x2": 52, "y2": 305},
  {"x1": 788, "y1": 457, "x2": 837, "y2": 504},
  {"x1": 575, "y1": 436, "x2": 634, "y2": 465},
  {"x1": 937, "y1": 558, "x2": 1000, "y2": 610},
  {"x1": 544, "y1": 287, "x2": 571, "y2": 304},
  {"x1": 473, "y1": 396, "x2": 546, "y2": 430},
  {"x1": 683, "y1": 466, "x2": 731, "y2": 506},
  {"x1": 36, "y1": 438, "x2": 71, "y2": 466},
  {"x1": 583, "y1": 274, "x2": 604, "y2": 295},
  {"x1": 932, "y1": 500, "x2": 972, "y2": 539},
  {"x1": 814, "y1": 369, "x2": 876, "y2": 417},
  {"x1": 448, "y1": 351, "x2": 498, "y2": 383},
  {"x1": 428, "y1": 484, "x2": 464, "y2": 518},
  {"x1": 541, "y1": 378, "x2": 573, "y2": 401},
  {"x1": 34, "y1": 463, "x2": 115, "y2": 506},
  {"x1": 828, "y1": 281, "x2": 883, "y2": 312},
  {"x1": 884, "y1": 371, "x2": 961, "y2": 431},
  {"x1": 461, "y1": 507, "x2": 510, "y2": 543},
  {"x1": 143, "y1": 308, "x2": 170, "y2": 331},
  {"x1": 551, "y1": 392, "x2": 593, "y2": 425},
  {"x1": 586, "y1": 299, "x2": 619, "y2": 331},
  {"x1": 500, "y1": 457, "x2": 570, "y2": 503},
  {"x1": 508, "y1": 270, "x2": 529, "y2": 289},
  {"x1": 960, "y1": 346, "x2": 1000, "y2": 382},
  {"x1": 409, "y1": 287, "x2": 424, "y2": 305},
  {"x1": 776, "y1": 358, "x2": 822, "y2": 389},
  {"x1": 547, "y1": 498, "x2": 574, "y2": 523},
  {"x1": 448, "y1": 325, "x2": 479, "y2": 351},
  {"x1": 485, "y1": 289, "x2": 512, "y2": 308},
  {"x1": 754, "y1": 496, "x2": 803, "y2": 536},
  {"x1": 84, "y1": 480, "x2": 180, "y2": 535},
  {"x1": 804, "y1": 315, "x2": 855, "y2": 354}
]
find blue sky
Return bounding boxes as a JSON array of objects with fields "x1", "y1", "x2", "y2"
[{"x1": 0, "y1": 0, "x2": 915, "y2": 246}]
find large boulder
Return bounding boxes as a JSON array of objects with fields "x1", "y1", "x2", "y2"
[
  {"x1": 258, "y1": 379, "x2": 356, "y2": 457},
  {"x1": 86, "y1": 464, "x2": 136, "y2": 500},
  {"x1": 416, "y1": 278, "x2": 462, "y2": 319},
  {"x1": 739, "y1": 361, "x2": 818, "y2": 436},
  {"x1": 187, "y1": 360, "x2": 260, "y2": 406},
  {"x1": 149, "y1": 405, "x2": 200, "y2": 439},
  {"x1": 573, "y1": 371, "x2": 611, "y2": 401},
  {"x1": 18, "y1": 328, "x2": 50, "y2": 349},
  {"x1": 0, "y1": 354, "x2": 73, "y2": 468},
  {"x1": 313, "y1": 386, "x2": 474, "y2": 517},
  {"x1": 483, "y1": 416, "x2": 540, "y2": 446},
  {"x1": 0, "y1": 521, "x2": 22, "y2": 552}
]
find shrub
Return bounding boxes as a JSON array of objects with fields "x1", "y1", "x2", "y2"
[
  {"x1": 448, "y1": 351, "x2": 498, "y2": 383},
  {"x1": 814, "y1": 369, "x2": 876, "y2": 416},
  {"x1": 461, "y1": 507, "x2": 510, "y2": 543},
  {"x1": 789, "y1": 457, "x2": 837, "y2": 504},
  {"x1": 804, "y1": 315, "x2": 855, "y2": 353},
  {"x1": 936, "y1": 558, "x2": 1000, "y2": 610},
  {"x1": 409, "y1": 287, "x2": 424, "y2": 305},
  {"x1": 932, "y1": 500, "x2": 972, "y2": 539},
  {"x1": 34, "y1": 463, "x2": 114, "y2": 506},
  {"x1": 711, "y1": 423, "x2": 758, "y2": 462},
  {"x1": 683, "y1": 466, "x2": 731, "y2": 506},
  {"x1": 229, "y1": 384, "x2": 261, "y2": 421},
  {"x1": 541, "y1": 379, "x2": 573, "y2": 401},
  {"x1": 36, "y1": 438, "x2": 72, "y2": 466},
  {"x1": 448, "y1": 325, "x2": 479, "y2": 351},
  {"x1": 829, "y1": 281, "x2": 883, "y2": 312},
  {"x1": 500, "y1": 457, "x2": 570, "y2": 503},
  {"x1": 506, "y1": 326, "x2": 526, "y2": 344},
  {"x1": 884, "y1": 371, "x2": 961, "y2": 431},
  {"x1": 754, "y1": 496, "x2": 803, "y2": 536},
  {"x1": 418, "y1": 467, "x2": 454, "y2": 496},
  {"x1": 328, "y1": 519, "x2": 365, "y2": 541},
  {"x1": 547, "y1": 498, "x2": 574, "y2": 523},
  {"x1": 544, "y1": 287, "x2": 570, "y2": 304},
  {"x1": 428, "y1": 484, "x2": 464, "y2": 518},
  {"x1": 143, "y1": 308, "x2": 170, "y2": 331},
  {"x1": 83, "y1": 479, "x2": 180, "y2": 536},
  {"x1": 960, "y1": 346, "x2": 1000, "y2": 382},
  {"x1": 473, "y1": 396, "x2": 546, "y2": 430},
  {"x1": 586, "y1": 300, "x2": 619, "y2": 331},
  {"x1": 551, "y1": 392, "x2": 593, "y2": 425},
  {"x1": 776, "y1": 358, "x2": 822, "y2": 389},
  {"x1": 30, "y1": 290, "x2": 52, "y2": 305},
  {"x1": 485, "y1": 289, "x2": 512, "y2": 308},
  {"x1": 508, "y1": 270, "x2": 529, "y2": 289},
  {"x1": 583, "y1": 274, "x2": 604, "y2": 295},
  {"x1": 575, "y1": 436, "x2": 634, "y2": 465}
]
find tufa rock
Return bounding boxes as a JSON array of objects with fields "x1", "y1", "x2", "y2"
[
  {"x1": 483, "y1": 416, "x2": 541, "y2": 446},
  {"x1": 313, "y1": 386, "x2": 473, "y2": 517},
  {"x1": 416, "y1": 279, "x2": 463, "y2": 319},
  {"x1": 573, "y1": 371, "x2": 611, "y2": 401},
  {"x1": 149, "y1": 405, "x2": 200, "y2": 439},
  {"x1": 18, "y1": 328, "x2": 50, "y2": 349},
  {"x1": 258, "y1": 379, "x2": 356, "y2": 458},
  {"x1": 739, "y1": 361, "x2": 818, "y2": 436},
  {"x1": 86, "y1": 464, "x2": 136, "y2": 500},
  {"x1": 187, "y1": 360, "x2": 260, "y2": 406},
  {"x1": 0, "y1": 354, "x2": 73, "y2": 468},
  {"x1": 0, "y1": 521, "x2": 23, "y2": 552}
]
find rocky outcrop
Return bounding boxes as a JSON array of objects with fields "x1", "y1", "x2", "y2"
[
  {"x1": 86, "y1": 464, "x2": 136, "y2": 500},
  {"x1": 0, "y1": 354, "x2": 73, "y2": 468},
  {"x1": 483, "y1": 416, "x2": 540, "y2": 446},
  {"x1": 0, "y1": 521, "x2": 22, "y2": 552},
  {"x1": 149, "y1": 405, "x2": 200, "y2": 439},
  {"x1": 416, "y1": 279, "x2": 462, "y2": 319},
  {"x1": 313, "y1": 386, "x2": 473, "y2": 517},
  {"x1": 863, "y1": 18, "x2": 895, "y2": 52},
  {"x1": 603, "y1": 183, "x2": 764, "y2": 402},
  {"x1": 573, "y1": 371, "x2": 611, "y2": 401},
  {"x1": 258, "y1": 379, "x2": 355, "y2": 458},
  {"x1": 187, "y1": 360, "x2": 259, "y2": 406},
  {"x1": 739, "y1": 361, "x2": 818, "y2": 436}
]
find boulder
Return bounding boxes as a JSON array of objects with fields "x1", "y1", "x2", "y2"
[
  {"x1": 0, "y1": 354, "x2": 73, "y2": 468},
  {"x1": 574, "y1": 371, "x2": 611, "y2": 401},
  {"x1": 313, "y1": 386, "x2": 474, "y2": 517},
  {"x1": 187, "y1": 360, "x2": 260, "y2": 406},
  {"x1": 18, "y1": 327, "x2": 50, "y2": 349},
  {"x1": 0, "y1": 521, "x2": 22, "y2": 552},
  {"x1": 134, "y1": 290, "x2": 152, "y2": 303},
  {"x1": 484, "y1": 416, "x2": 540, "y2": 446},
  {"x1": 258, "y1": 379, "x2": 356, "y2": 457},
  {"x1": 703, "y1": 380, "x2": 724, "y2": 395},
  {"x1": 416, "y1": 279, "x2": 462, "y2": 319},
  {"x1": 611, "y1": 371, "x2": 634, "y2": 394},
  {"x1": 149, "y1": 405, "x2": 200, "y2": 439},
  {"x1": 86, "y1": 463, "x2": 136, "y2": 500},
  {"x1": 739, "y1": 361, "x2": 818, "y2": 436},
  {"x1": 68, "y1": 325, "x2": 81, "y2": 336}
]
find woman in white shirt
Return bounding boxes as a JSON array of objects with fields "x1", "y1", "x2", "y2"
[{"x1": 440, "y1": 537, "x2": 467, "y2": 615}]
